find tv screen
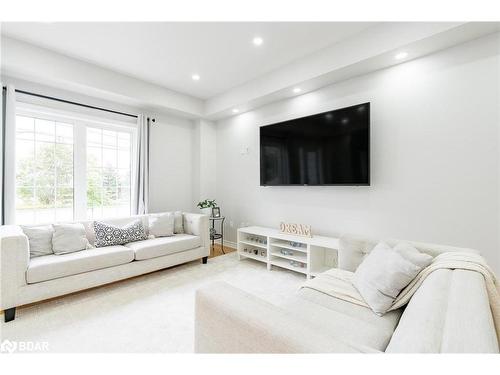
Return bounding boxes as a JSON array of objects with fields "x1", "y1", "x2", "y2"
[{"x1": 260, "y1": 103, "x2": 370, "y2": 186}]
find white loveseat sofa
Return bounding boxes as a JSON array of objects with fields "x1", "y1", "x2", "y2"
[
  {"x1": 1, "y1": 212, "x2": 209, "y2": 322},
  {"x1": 195, "y1": 236, "x2": 499, "y2": 353}
]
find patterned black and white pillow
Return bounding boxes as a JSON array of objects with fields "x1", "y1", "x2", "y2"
[{"x1": 93, "y1": 220, "x2": 148, "y2": 248}]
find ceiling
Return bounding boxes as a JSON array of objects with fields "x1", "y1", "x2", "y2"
[{"x1": 1, "y1": 22, "x2": 376, "y2": 99}]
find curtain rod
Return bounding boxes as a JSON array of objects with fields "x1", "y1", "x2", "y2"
[{"x1": 2, "y1": 86, "x2": 140, "y2": 119}]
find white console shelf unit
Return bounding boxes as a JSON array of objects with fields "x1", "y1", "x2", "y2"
[{"x1": 237, "y1": 226, "x2": 339, "y2": 279}]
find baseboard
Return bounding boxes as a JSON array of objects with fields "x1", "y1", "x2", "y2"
[
  {"x1": 215, "y1": 240, "x2": 238, "y2": 250},
  {"x1": 222, "y1": 241, "x2": 237, "y2": 250}
]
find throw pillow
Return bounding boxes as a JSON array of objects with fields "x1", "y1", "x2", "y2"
[
  {"x1": 173, "y1": 211, "x2": 184, "y2": 234},
  {"x1": 149, "y1": 212, "x2": 175, "y2": 237},
  {"x1": 52, "y1": 223, "x2": 91, "y2": 255},
  {"x1": 21, "y1": 225, "x2": 54, "y2": 258},
  {"x1": 352, "y1": 242, "x2": 422, "y2": 315},
  {"x1": 393, "y1": 242, "x2": 433, "y2": 268},
  {"x1": 94, "y1": 220, "x2": 148, "y2": 248}
]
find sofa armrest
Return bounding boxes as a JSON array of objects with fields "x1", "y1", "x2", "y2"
[
  {"x1": 0, "y1": 225, "x2": 30, "y2": 309},
  {"x1": 183, "y1": 213, "x2": 209, "y2": 251},
  {"x1": 195, "y1": 281, "x2": 373, "y2": 353}
]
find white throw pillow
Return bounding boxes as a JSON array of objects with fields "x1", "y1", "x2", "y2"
[
  {"x1": 52, "y1": 223, "x2": 91, "y2": 255},
  {"x1": 149, "y1": 212, "x2": 175, "y2": 237},
  {"x1": 21, "y1": 225, "x2": 54, "y2": 258},
  {"x1": 353, "y1": 242, "x2": 422, "y2": 315},
  {"x1": 393, "y1": 242, "x2": 433, "y2": 268},
  {"x1": 173, "y1": 211, "x2": 184, "y2": 234}
]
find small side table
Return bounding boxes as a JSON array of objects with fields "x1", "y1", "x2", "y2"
[{"x1": 209, "y1": 216, "x2": 225, "y2": 255}]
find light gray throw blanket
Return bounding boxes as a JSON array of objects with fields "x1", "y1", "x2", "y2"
[{"x1": 301, "y1": 252, "x2": 500, "y2": 346}]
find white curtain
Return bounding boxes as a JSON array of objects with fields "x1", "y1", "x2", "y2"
[
  {"x1": 1, "y1": 85, "x2": 16, "y2": 224},
  {"x1": 133, "y1": 114, "x2": 150, "y2": 215}
]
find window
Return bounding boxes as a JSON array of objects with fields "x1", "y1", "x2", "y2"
[
  {"x1": 14, "y1": 107, "x2": 136, "y2": 225},
  {"x1": 86, "y1": 127, "x2": 132, "y2": 219}
]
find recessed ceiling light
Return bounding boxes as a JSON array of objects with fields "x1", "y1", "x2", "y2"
[
  {"x1": 395, "y1": 52, "x2": 408, "y2": 60},
  {"x1": 252, "y1": 37, "x2": 263, "y2": 46},
  {"x1": 293, "y1": 87, "x2": 302, "y2": 94},
  {"x1": 232, "y1": 108, "x2": 239, "y2": 114},
  {"x1": 191, "y1": 74, "x2": 200, "y2": 81}
]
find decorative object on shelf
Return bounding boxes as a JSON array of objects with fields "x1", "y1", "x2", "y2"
[
  {"x1": 197, "y1": 199, "x2": 217, "y2": 216},
  {"x1": 280, "y1": 222, "x2": 312, "y2": 237},
  {"x1": 260, "y1": 250, "x2": 266, "y2": 257},
  {"x1": 290, "y1": 260, "x2": 306, "y2": 268},
  {"x1": 211, "y1": 207, "x2": 221, "y2": 218},
  {"x1": 281, "y1": 249, "x2": 294, "y2": 256},
  {"x1": 253, "y1": 249, "x2": 259, "y2": 255},
  {"x1": 289, "y1": 241, "x2": 304, "y2": 248}
]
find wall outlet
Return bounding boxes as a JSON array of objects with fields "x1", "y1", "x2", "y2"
[{"x1": 240, "y1": 147, "x2": 249, "y2": 155}]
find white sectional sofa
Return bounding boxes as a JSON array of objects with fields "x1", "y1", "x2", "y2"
[
  {"x1": 195, "y1": 236, "x2": 499, "y2": 353},
  {"x1": 1, "y1": 212, "x2": 209, "y2": 322}
]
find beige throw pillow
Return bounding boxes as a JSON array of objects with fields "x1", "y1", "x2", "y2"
[
  {"x1": 149, "y1": 212, "x2": 175, "y2": 237},
  {"x1": 52, "y1": 223, "x2": 91, "y2": 255}
]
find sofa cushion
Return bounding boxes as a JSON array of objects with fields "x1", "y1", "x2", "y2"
[
  {"x1": 127, "y1": 234, "x2": 201, "y2": 260},
  {"x1": 27, "y1": 246, "x2": 134, "y2": 284},
  {"x1": 279, "y1": 295, "x2": 392, "y2": 351},
  {"x1": 297, "y1": 287, "x2": 403, "y2": 351},
  {"x1": 386, "y1": 269, "x2": 499, "y2": 353}
]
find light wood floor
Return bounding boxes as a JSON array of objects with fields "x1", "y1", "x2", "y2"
[{"x1": 209, "y1": 243, "x2": 236, "y2": 258}]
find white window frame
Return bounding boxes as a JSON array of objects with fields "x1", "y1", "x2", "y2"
[{"x1": 14, "y1": 102, "x2": 137, "y2": 223}]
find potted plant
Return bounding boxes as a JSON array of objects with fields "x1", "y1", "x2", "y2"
[{"x1": 197, "y1": 199, "x2": 217, "y2": 216}]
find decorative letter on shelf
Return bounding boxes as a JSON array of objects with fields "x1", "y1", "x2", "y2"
[{"x1": 279, "y1": 222, "x2": 312, "y2": 237}]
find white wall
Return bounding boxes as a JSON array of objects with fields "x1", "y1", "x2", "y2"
[
  {"x1": 191, "y1": 119, "x2": 217, "y2": 209},
  {"x1": 149, "y1": 113, "x2": 195, "y2": 213},
  {"x1": 215, "y1": 32, "x2": 500, "y2": 274}
]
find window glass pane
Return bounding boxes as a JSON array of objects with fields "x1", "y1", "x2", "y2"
[
  {"x1": 87, "y1": 128, "x2": 102, "y2": 147},
  {"x1": 56, "y1": 122, "x2": 73, "y2": 144},
  {"x1": 102, "y1": 148, "x2": 117, "y2": 168},
  {"x1": 16, "y1": 116, "x2": 34, "y2": 140},
  {"x1": 117, "y1": 132, "x2": 130, "y2": 149},
  {"x1": 87, "y1": 146, "x2": 102, "y2": 167},
  {"x1": 117, "y1": 150, "x2": 130, "y2": 169},
  {"x1": 86, "y1": 127, "x2": 132, "y2": 219},
  {"x1": 35, "y1": 118, "x2": 55, "y2": 142},
  {"x1": 103, "y1": 130, "x2": 117, "y2": 147},
  {"x1": 15, "y1": 115, "x2": 74, "y2": 224},
  {"x1": 117, "y1": 169, "x2": 130, "y2": 187},
  {"x1": 55, "y1": 144, "x2": 73, "y2": 166}
]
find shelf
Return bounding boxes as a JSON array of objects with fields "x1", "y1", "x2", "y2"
[
  {"x1": 269, "y1": 240, "x2": 307, "y2": 253},
  {"x1": 270, "y1": 258, "x2": 308, "y2": 275},
  {"x1": 239, "y1": 240, "x2": 267, "y2": 249},
  {"x1": 239, "y1": 251, "x2": 267, "y2": 263},
  {"x1": 270, "y1": 251, "x2": 307, "y2": 263}
]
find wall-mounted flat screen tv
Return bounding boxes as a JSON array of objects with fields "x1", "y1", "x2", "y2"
[{"x1": 260, "y1": 102, "x2": 370, "y2": 186}]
